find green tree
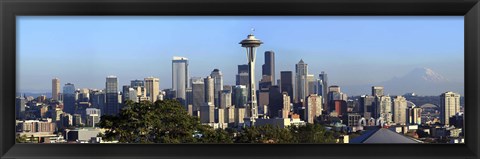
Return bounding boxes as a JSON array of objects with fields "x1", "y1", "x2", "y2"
[
  {"x1": 99, "y1": 99, "x2": 231, "y2": 143},
  {"x1": 16, "y1": 134, "x2": 28, "y2": 143},
  {"x1": 290, "y1": 123, "x2": 336, "y2": 143}
]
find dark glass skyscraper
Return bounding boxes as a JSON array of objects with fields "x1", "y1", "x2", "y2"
[
  {"x1": 130, "y1": 79, "x2": 144, "y2": 88},
  {"x1": 262, "y1": 51, "x2": 275, "y2": 85},
  {"x1": 268, "y1": 85, "x2": 282, "y2": 118},
  {"x1": 280, "y1": 71, "x2": 294, "y2": 103},
  {"x1": 105, "y1": 76, "x2": 118, "y2": 116},
  {"x1": 319, "y1": 71, "x2": 328, "y2": 111},
  {"x1": 236, "y1": 64, "x2": 249, "y2": 86},
  {"x1": 63, "y1": 83, "x2": 76, "y2": 115}
]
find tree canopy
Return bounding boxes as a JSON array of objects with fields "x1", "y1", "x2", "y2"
[{"x1": 99, "y1": 99, "x2": 336, "y2": 144}]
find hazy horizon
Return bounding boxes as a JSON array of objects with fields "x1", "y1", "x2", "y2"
[{"x1": 17, "y1": 16, "x2": 464, "y2": 96}]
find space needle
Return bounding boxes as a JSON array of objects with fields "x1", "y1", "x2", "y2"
[{"x1": 239, "y1": 29, "x2": 263, "y2": 127}]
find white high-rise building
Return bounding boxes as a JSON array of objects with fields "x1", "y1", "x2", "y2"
[
  {"x1": 440, "y1": 92, "x2": 461, "y2": 125},
  {"x1": 144, "y1": 77, "x2": 160, "y2": 103},
  {"x1": 172, "y1": 56, "x2": 189, "y2": 102},
  {"x1": 377, "y1": 96, "x2": 392, "y2": 124},
  {"x1": 295, "y1": 59, "x2": 308, "y2": 103},
  {"x1": 393, "y1": 96, "x2": 407, "y2": 125},
  {"x1": 210, "y1": 69, "x2": 223, "y2": 107},
  {"x1": 204, "y1": 76, "x2": 214, "y2": 105}
]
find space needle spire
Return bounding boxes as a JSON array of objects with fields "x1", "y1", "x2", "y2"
[{"x1": 239, "y1": 29, "x2": 263, "y2": 127}]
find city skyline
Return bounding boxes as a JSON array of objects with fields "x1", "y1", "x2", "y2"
[{"x1": 17, "y1": 16, "x2": 464, "y2": 96}]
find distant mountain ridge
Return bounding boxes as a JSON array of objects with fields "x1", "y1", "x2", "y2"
[{"x1": 343, "y1": 67, "x2": 463, "y2": 96}]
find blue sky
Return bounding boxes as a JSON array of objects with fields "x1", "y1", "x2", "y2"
[{"x1": 17, "y1": 16, "x2": 464, "y2": 94}]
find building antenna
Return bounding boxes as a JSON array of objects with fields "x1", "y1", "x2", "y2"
[{"x1": 250, "y1": 28, "x2": 255, "y2": 35}]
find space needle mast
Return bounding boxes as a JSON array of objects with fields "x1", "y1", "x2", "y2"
[{"x1": 239, "y1": 29, "x2": 263, "y2": 127}]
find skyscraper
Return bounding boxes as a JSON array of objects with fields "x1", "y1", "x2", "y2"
[
  {"x1": 306, "y1": 94, "x2": 322, "y2": 124},
  {"x1": 219, "y1": 90, "x2": 232, "y2": 109},
  {"x1": 145, "y1": 77, "x2": 160, "y2": 103},
  {"x1": 210, "y1": 69, "x2": 223, "y2": 107},
  {"x1": 319, "y1": 72, "x2": 328, "y2": 110},
  {"x1": 52, "y1": 78, "x2": 60, "y2": 101},
  {"x1": 268, "y1": 85, "x2": 282, "y2": 118},
  {"x1": 295, "y1": 59, "x2": 308, "y2": 103},
  {"x1": 204, "y1": 76, "x2": 215, "y2": 105},
  {"x1": 232, "y1": 85, "x2": 247, "y2": 108},
  {"x1": 393, "y1": 96, "x2": 407, "y2": 125},
  {"x1": 262, "y1": 51, "x2": 275, "y2": 85},
  {"x1": 280, "y1": 71, "x2": 293, "y2": 102},
  {"x1": 307, "y1": 74, "x2": 315, "y2": 95},
  {"x1": 280, "y1": 92, "x2": 291, "y2": 118},
  {"x1": 372, "y1": 86, "x2": 384, "y2": 97},
  {"x1": 440, "y1": 91, "x2": 461, "y2": 125},
  {"x1": 191, "y1": 77, "x2": 205, "y2": 112},
  {"x1": 122, "y1": 85, "x2": 131, "y2": 103},
  {"x1": 200, "y1": 102, "x2": 215, "y2": 123},
  {"x1": 172, "y1": 56, "x2": 189, "y2": 103},
  {"x1": 377, "y1": 95, "x2": 392, "y2": 124},
  {"x1": 130, "y1": 79, "x2": 144, "y2": 88},
  {"x1": 63, "y1": 83, "x2": 76, "y2": 114},
  {"x1": 15, "y1": 96, "x2": 26, "y2": 119},
  {"x1": 105, "y1": 76, "x2": 119, "y2": 116},
  {"x1": 360, "y1": 95, "x2": 375, "y2": 119},
  {"x1": 236, "y1": 64, "x2": 249, "y2": 86}
]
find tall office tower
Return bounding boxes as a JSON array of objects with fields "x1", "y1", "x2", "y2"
[
  {"x1": 105, "y1": 76, "x2": 119, "y2": 116},
  {"x1": 131, "y1": 80, "x2": 144, "y2": 88},
  {"x1": 122, "y1": 85, "x2": 131, "y2": 103},
  {"x1": 306, "y1": 94, "x2": 322, "y2": 124},
  {"x1": 318, "y1": 71, "x2": 328, "y2": 99},
  {"x1": 78, "y1": 88, "x2": 90, "y2": 102},
  {"x1": 225, "y1": 106, "x2": 236, "y2": 124},
  {"x1": 191, "y1": 77, "x2": 205, "y2": 111},
  {"x1": 327, "y1": 85, "x2": 343, "y2": 113},
  {"x1": 186, "y1": 88, "x2": 193, "y2": 108},
  {"x1": 268, "y1": 85, "x2": 282, "y2": 118},
  {"x1": 372, "y1": 86, "x2": 384, "y2": 97},
  {"x1": 232, "y1": 85, "x2": 248, "y2": 108},
  {"x1": 216, "y1": 108, "x2": 225, "y2": 125},
  {"x1": 127, "y1": 88, "x2": 138, "y2": 102},
  {"x1": 63, "y1": 83, "x2": 76, "y2": 114},
  {"x1": 172, "y1": 56, "x2": 189, "y2": 102},
  {"x1": 408, "y1": 107, "x2": 422, "y2": 125},
  {"x1": 307, "y1": 74, "x2": 315, "y2": 95},
  {"x1": 15, "y1": 96, "x2": 26, "y2": 119},
  {"x1": 200, "y1": 102, "x2": 215, "y2": 123},
  {"x1": 360, "y1": 95, "x2": 375, "y2": 119},
  {"x1": 236, "y1": 64, "x2": 249, "y2": 86},
  {"x1": 210, "y1": 69, "x2": 224, "y2": 107},
  {"x1": 440, "y1": 91, "x2": 461, "y2": 125},
  {"x1": 204, "y1": 76, "x2": 215, "y2": 105},
  {"x1": 91, "y1": 90, "x2": 105, "y2": 111},
  {"x1": 377, "y1": 95, "x2": 392, "y2": 124},
  {"x1": 334, "y1": 100, "x2": 347, "y2": 117},
  {"x1": 262, "y1": 51, "x2": 275, "y2": 85},
  {"x1": 234, "y1": 107, "x2": 246, "y2": 126},
  {"x1": 295, "y1": 59, "x2": 308, "y2": 103},
  {"x1": 52, "y1": 78, "x2": 60, "y2": 101},
  {"x1": 219, "y1": 90, "x2": 232, "y2": 109},
  {"x1": 239, "y1": 33, "x2": 263, "y2": 126},
  {"x1": 393, "y1": 96, "x2": 407, "y2": 125},
  {"x1": 280, "y1": 71, "x2": 294, "y2": 102},
  {"x1": 258, "y1": 76, "x2": 271, "y2": 114},
  {"x1": 144, "y1": 77, "x2": 160, "y2": 103},
  {"x1": 280, "y1": 92, "x2": 291, "y2": 118}
]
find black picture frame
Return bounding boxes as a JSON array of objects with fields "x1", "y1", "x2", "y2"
[{"x1": 1, "y1": 0, "x2": 479, "y2": 158}]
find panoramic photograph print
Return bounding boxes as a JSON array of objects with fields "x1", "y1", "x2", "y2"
[{"x1": 16, "y1": 16, "x2": 464, "y2": 144}]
